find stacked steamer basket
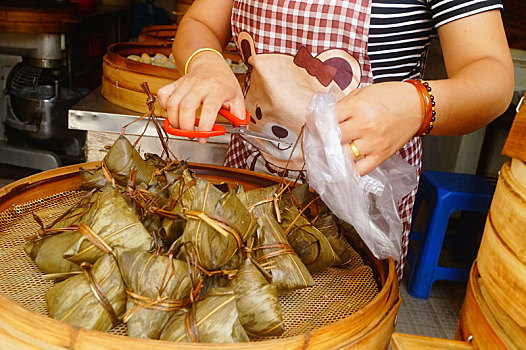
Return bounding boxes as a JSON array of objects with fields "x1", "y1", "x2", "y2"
[
  {"x1": 101, "y1": 41, "x2": 179, "y2": 117},
  {"x1": 456, "y1": 94, "x2": 526, "y2": 350},
  {"x1": 138, "y1": 25, "x2": 179, "y2": 44},
  {"x1": 101, "y1": 35, "x2": 247, "y2": 118},
  {"x1": 0, "y1": 161, "x2": 401, "y2": 349}
]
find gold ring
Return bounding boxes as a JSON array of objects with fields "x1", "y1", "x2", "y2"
[{"x1": 349, "y1": 141, "x2": 361, "y2": 158}]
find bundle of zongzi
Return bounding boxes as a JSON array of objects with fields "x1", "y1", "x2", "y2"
[
  {"x1": 116, "y1": 248, "x2": 193, "y2": 339},
  {"x1": 25, "y1": 193, "x2": 97, "y2": 274},
  {"x1": 280, "y1": 207, "x2": 336, "y2": 273},
  {"x1": 103, "y1": 135, "x2": 158, "y2": 187},
  {"x1": 25, "y1": 231, "x2": 81, "y2": 274},
  {"x1": 314, "y1": 213, "x2": 354, "y2": 266},
  {"x1": 177, "y1": 179, "x2": 256, "y2": 270},
  {"x1": 159, "y1": 288, "x2": 249, "y2": 343},
  {"x1": 230, "y1": 257, "x2": 283, "y2": 337},
  {"x1": 63, "y1": 185, "x2": 153, "y2": 264},
  {"x1": 79, "y1": 165, "x2": 108, "y2": 190},
  {"x1": 45, "y1": 254, "x2": 126, "y2": 331},
  {"x1": 236, "y1": 184, "x2": 280, "y2": 218},
  {"x1": 255, "y1": 212, "x2": 314, "y2": 292}
]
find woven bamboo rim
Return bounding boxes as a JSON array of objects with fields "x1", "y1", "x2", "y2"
[
  {"x1": 489, "y1": 160, "x2": 526, "y2": 263},
  {"x1": 455, "y1": 261, "x2": 513, "y2": 350},
  {"x1": 477, "y1": 213, "x2": 526, "y2": 328},
  {"x1": 0, "y1": 162, "x2": 399, "y2": 349}
]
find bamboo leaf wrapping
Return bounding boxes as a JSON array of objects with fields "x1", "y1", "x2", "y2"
[
  {"x1": 103, "y1": 135, "x2": 157, "y2": 187},
  {"x1": 231, "y1": 258, "x2": 284, "y2": 336},
  {"x1": 314, "y1": 214, "x2": 354, "y2": 266},
  {"x1": 63, "y1": 186, "x2": 153, "y2": 264},
  {"x1": 25, "y1": 195, "x2": 96, "y2": 274},
  {"x1": 160, "y1": 289, "x2": 249, "y2": 343},
  {"x1": 79, "y1": 165, "x2": 108, "y2": 190},
  {"x1": 177, "y1": 179, "x2": 255, "y2": 270},
  {"x1": 281, "y1": 207, "x2": 337, "y2": 273},
  {"x1": 237, "y1": 185, "x2": 279, "y2": 218},
  {"x1": 256, "y1": 212, "x2": 314, "y2": 293},
  {"x1": 45, "y1": 254, "x2": 126, "y2": 332},
  {"x1": 25, "y1": 231, "x2": 81, "y2": 274},
  {"x1": 116, "y1": 249, "x2": 192, "y2": 339}
]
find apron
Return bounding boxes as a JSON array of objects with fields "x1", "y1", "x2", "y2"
[{"x1": 225, "y1": 0, "x2": 422, "y2": 279}]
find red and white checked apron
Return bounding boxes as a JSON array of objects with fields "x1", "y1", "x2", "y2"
[{"x1": 225, "y1": 0, "x2": 422, "y2": 279}]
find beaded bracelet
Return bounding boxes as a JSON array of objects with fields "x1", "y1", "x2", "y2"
[
  {"x1": 406, "y1": 79, "x2": 436, "y2": 136},
  {"x1": 184, "y1": 48, "x2": 224, "y2": 75}
]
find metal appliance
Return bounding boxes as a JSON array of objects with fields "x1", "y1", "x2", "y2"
[{"x1": 0, "y1": 8, "x2": 87, "y2": 171}]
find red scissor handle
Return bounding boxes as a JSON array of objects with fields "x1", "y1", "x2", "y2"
[
  {"x1": 218, "y1": 107, "x2": 250, "y2": 127},
  {"x1": 163, "y1": 107, "x2": 249, "y2": 138}
]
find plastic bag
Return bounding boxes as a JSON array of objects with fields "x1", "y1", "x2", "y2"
[{"x1": 303, "y1": 93, "x2": 417, "y2": 260}]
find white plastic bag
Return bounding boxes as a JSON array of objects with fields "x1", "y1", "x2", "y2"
[{"x1": 303, "y1": 93, "x2": 417, "y2": 260}]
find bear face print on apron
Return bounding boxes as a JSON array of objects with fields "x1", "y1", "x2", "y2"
[
  {"x1": 225, "y1": 0, "x2": 422, "y2": 279},
  {"x1": 226, "y1": 0, "x2": 374, "y2": 179}
]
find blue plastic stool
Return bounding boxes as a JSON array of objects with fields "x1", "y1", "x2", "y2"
[{"x1": 407, "y1": 171, "x2": 494, "y2": 299}]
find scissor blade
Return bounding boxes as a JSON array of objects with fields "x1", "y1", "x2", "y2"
[{"x1": 226, "y1": 126, "x2": 293, "y2": 146}]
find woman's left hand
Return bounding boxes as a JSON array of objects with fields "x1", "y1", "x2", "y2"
[{"x1": 336, "y1": 81, "x2": 422, "y2": 176}]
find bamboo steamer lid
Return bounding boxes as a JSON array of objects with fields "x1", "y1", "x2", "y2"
[
  {"x1": 489, "y1": 160, "x2": 526, "y2": 263},
  {"x1": 477, "y1": 214, "x2": 526, "y2": 328}
]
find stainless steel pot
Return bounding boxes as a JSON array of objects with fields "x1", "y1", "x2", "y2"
[{"x1": 9, "y1": 83, "x2": 86, "y2": 141}]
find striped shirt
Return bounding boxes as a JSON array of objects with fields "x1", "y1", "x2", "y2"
[{"x1": 368, "y1": 0, "x2": 503, "y2": 83}]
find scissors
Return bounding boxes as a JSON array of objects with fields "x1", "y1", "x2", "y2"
[{"x1": 162, "y1": 107, "x2": 292, "y2": 145}]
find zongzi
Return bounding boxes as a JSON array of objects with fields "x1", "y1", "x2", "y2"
[
  {"x1": 254, "y1": 212, "x2": 314, "y2": 292},
  {"x1": 160, "y1": 288, "x2": 249, "y2": 343},
  {"x1": 116, "y1": 248, "x2": 193, "y2": 339},
  {"x1": 45, "y1": 254, "x2": 126, "y2": 332},
  {"x1": 230, "y1": 257, "x2": 283, "y2": 337},
  {"x1": 281, "y1": 207, "x2": 336, "y2": 273},
  {"x1": 63, "y1": 185, "x2": 153, "y2": 264}
]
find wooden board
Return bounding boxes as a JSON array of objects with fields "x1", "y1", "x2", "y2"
[
  {"x1": 391, "y1": 333, "x2": 473, "y2": 350},
  {"x1": 502, "y1": 92, "x2": 526, "y2": 162},
  {"x1": 0, "y1": 6, "x2": 76, "y2": 33}
]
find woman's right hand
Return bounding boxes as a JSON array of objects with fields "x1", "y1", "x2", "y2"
[{"x1": 157, "y1": 51, "x2": 245, "y2": 144}]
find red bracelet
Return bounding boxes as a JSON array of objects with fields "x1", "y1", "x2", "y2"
[{"x1": 406, "y1": 79, "x2": 436, "y2": 136}]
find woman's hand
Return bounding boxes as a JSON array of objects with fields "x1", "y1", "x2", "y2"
[
  {"x1": 157, "y1": 52, "x2": 245, "y2": 144},
  {"x1": 336, "y1": 82, "x2": 422, "y2": 176}
]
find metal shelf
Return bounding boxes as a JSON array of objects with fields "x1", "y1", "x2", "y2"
[{"x1": 68, "y1": 86, "x2": 230, "y2": 144}]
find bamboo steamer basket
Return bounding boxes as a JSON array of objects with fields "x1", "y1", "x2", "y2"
[
  {"x1": 489, "y1": 160, "x2": 526, "y2": 263},
  {"x1": 476, "y1": 214, "x2": 526, "y2": 329},
  {"x1": 101, "y1": 42, "x2": 246, "y2": 118},
  {"x1": 138, "y1": 25, "x2": 178, "y2": 44},
  {"x1": 0, "y1": 162, "x2": 400, "y2": 350},
  {"x1": 455, "y1": 262, "x2": 515, "y2": 350},
  {"x1": 391, "y1": 333, "x2": 473, "y2": 350}
]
